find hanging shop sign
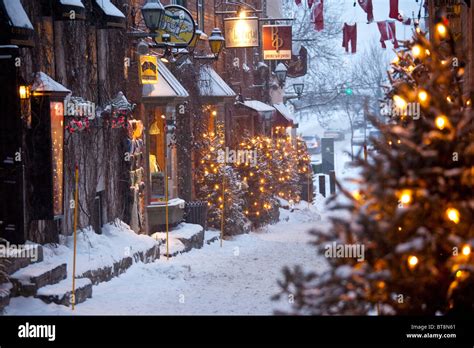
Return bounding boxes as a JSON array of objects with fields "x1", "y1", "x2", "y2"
[
  {"x1": 139, "y1": 55, "x2": 159, "y2": 85},
  {"x1": 287, "y1": 45, "x2": 308, "y2": 78},
  {"x1": 224, "y1": 17, "x2": 259, "y2": 48},
  {"x1": 262, "y1": 25, "x2": 292, "y2": 60},
  {"x1": 155, "y1": 5, "x2": 195, "y2": 46}
]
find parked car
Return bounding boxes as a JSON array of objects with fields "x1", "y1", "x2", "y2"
[
  {"x1": 302, "y1": 135, "x2": 321, "y2": 154},
  {"x1": 323, "y1": 129, "x2": 345, "y2": 141}
]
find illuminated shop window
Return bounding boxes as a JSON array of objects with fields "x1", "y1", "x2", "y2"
[
  {"x1": 148, "y1": 110, "x2": 166, "y2": 201},
  {"x1": 50, "y1": 102, "x2": 64, "y2": 216}
]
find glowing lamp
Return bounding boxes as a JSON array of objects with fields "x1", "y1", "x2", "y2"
[
  {"x1": 19, "y1": 85, "x2": 30, "y2": 100},
  {"x1": 208, "y1": 28, "x2": 225, "y2": 56}
]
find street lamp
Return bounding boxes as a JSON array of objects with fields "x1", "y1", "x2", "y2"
[
  {"x1": 293, "y1": 83, "x2": 304, "y2": 98},
  {"x1": 274, "y1": 63, "x2": 288, "y2": 86},
  {"x1": 141, "y1": 0, "x2": 165, "y2": 33},
  {"x1": 208, "y1": 28, "x2": 225, "y2": 58}
]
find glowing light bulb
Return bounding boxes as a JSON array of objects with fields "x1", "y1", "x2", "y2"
[
  {"x1": 435, "y1": 115, "x2": 448, "y2": 130},
  {"x1": 393, "y1": 95, "x2": 407, "y2": 109},
  {"x1": 418, "y1": 90, "x2": 429, "y2": 104},
  {"x1": 446, "y1": 208, "x2": 460, "y2": 224},
  {"x1": 399, "y1": 190, "x2": 412, "y2": 205},
  {"x1": 412, "y1": 45, "x2": 422, "y2": 57},
  {"x1": 436, "y1": 23, "x2": 447, "y2": 37},
  {"x1": 461, "y1": 245, "x2": 471, "y2": 256},
  {"x1": 408, "y1": 255, "x2": 419, "y2": 269}
]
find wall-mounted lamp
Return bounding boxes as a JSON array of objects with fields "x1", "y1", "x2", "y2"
[
  {"x1": 19, "y1": 85, "x2": 30, "y2": 100},
  {"x1": 293, "y1": 83, "x2": 304, "y2": 99},
  {"x1": 274, "y1": 63, "x2": 288, "y2": 87},
  {"x1": 141, "y1": 0, "x2": 166, "y2": 33}
]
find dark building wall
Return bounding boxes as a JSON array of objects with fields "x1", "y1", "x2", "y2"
[{"x1": 17, "y1": 0, "x2": 132, "y2": 242}]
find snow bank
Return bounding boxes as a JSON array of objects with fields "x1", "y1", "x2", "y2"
[{"x1": 42, "y1": 220, "x2": 159, "y2": 277}]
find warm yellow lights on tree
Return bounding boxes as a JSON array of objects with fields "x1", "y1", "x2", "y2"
[
  {"x1": 418, "y1": 89, "x2": 429, "y2": 106},
  {"x1": 412, "y1": 45, "x2": 422, "y2": 58},
  {"x1": 461, "y1": 245, "x2": 471, "y2": 256},
  {"x1": 446, "y1": 208, "x2": 460, "y2": 224},
  {"x1": 408, "y1": 255, "x2": 419, "y2": 269},
  {"x1": 399, "y1": 190, "x2": 413, "y2": 205},
  {"x1": 435, "y1": 115, "x2": 448, "y2": 130},
  {"x1": 436, "y1": 23, "x2": 447, "y2": 38},
  {"x1": 393, "y1": 95, "x2": 407, "y2": 109}
]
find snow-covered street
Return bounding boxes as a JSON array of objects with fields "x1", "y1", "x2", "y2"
[{"x1": 5, "y1": 206, "x2": 326, "y2": 315}]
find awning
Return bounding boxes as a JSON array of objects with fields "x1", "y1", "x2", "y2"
[
  {"x1": 242, "y1": 100, "x2": 275, "y2": 112},
  {"x1": 31, "y1": 72, "x2": 71, "y2": 97},
  {"x1": 199, "y1": 66, "x2": 236, "y2": 102},
  {"x1": 93, "y1": 0, "x2": 126, "y2": 29},
  {"x1": 54, "y1": 0, "x2": 86, "y2": 21},
  {"x1": 0, "y1": 0, "x2": 34, "y2": 47},
  {"x1": 273, "y1": 102, "x2": 294, "y2": 126},
  {"x1": 142, "y1": 60, "x2": 189, "y2": 104}
]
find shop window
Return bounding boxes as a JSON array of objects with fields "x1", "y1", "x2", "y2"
[
  {"x1": 50, "y1": 102, "x2": 64, "y2": 217},
  {"x1": 148, "y1": 112, "x2": 166, "y2": 201},
  {"x1": 171, "y1": 0, "x2": 187, "y2": 7},
  {"x1": 208, "y1": 109, "x2": 217, "y2": 135}
]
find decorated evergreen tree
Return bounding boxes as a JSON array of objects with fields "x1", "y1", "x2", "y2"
[
  {"x1": 274, "y1": 24, "x2": 474, "y2": 315},
  {"x1": 235, "y1": 134, "x2": 280, "y2": 228},
  {"x1": 195, "y1": 122, "x2": 249, "y2": 236},
  {"x1": 271, "y1": 127, "x2": 302, "y2": 204}
]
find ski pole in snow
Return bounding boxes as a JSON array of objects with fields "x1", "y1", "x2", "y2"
[{"x1": 71, "y1": 164, "x2": 79, "y2": 310}]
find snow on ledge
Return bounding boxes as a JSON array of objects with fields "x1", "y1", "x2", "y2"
[{"x1": 41, "y1": 220, "x2": 159, "y2": 277}]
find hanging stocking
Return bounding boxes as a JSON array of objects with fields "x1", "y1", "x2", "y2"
[
  {"x1": 357, "y1": 0, "x2": 374, "y2": 23},
  {"x1": 311, "y1": 0, "x2": 324, "y2": 31},
  {"x1": 308, "y1": 0, "x2": 315, "y2": 8},
  {"x1": 389, "y1": 0, "x2": 403, "y2": 21},
  {"x1": 377, "y1": 21, "x2": 399, "y2": 49},
  {"x1": 342, "y1": 23, "x2": 357, "y2": 54}
]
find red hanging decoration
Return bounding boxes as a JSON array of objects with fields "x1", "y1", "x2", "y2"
[
  {"x1": 311, "y1": 0, "x2": 324, "y2": 31},
  {"x1": 308, "y1": 0, "x2": 315, "y2": 8},
  {"x1": 377, "y1": 21, "x2": 399, "y2": 49},
  {"x1": 389, "y1": 0, "x2": 403, "y2": 21},
  {"x1": 357, "y1": 0, "x2": 374, "y2": 23},
  {"x1": 342, "y1": 23, "x2": 357, "y2": 54}
]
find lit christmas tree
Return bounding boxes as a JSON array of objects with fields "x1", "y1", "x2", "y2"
[
  {"x1": 271, "y1": 127, "x2": 302, "y2": 204},
  {"x1": 195, "y1": 122, "x2": 249, "y2": 236},
  {"x1": 274, "y1": 23, "x2": 474, "y2": 315},
  {"x1": 235, "y1": 134, "x2": 279, "y2": 228}
]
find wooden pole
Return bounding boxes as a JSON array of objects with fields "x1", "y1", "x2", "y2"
[
  {"x1": 220, "y1": 167, "x2": 225, "y2": 248},
  {"x1": 164, "y1": 124, "x2": 169, "y2": 260},
  {"x1": 71, "y1": 164, "x2": 79, "y2": 310},
  {"x1": 307, "y1": 169, "x2": 311, "y2": 209}
]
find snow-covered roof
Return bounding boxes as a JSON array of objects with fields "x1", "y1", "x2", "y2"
[
  {"x1": 94, "y1": 0, "x2": 125, "y2": 18},
  {"x1": 31, "y1": 72, "x2": 71, "y2": 95},
  {"x1": 104, "y1": 91, "x2": 135, "y2": 112},
  {"x1": 199, "y1": 66, "x2": 236, "y2": 99},
  {"x1": 142, "y1": 60, "x2": 189, "y2": 101},
  {"x1": 242, "y1": 100, "x2": 275, "y2": 113},
  {"x1": 59, "y1": 0, "x2": 84, "y2": 8},
  {"x1": 273, "y1": 103, "x2": 294, "y2": 123},
  {"x1": 2, "y1": 0, "x2": 34, "y2": 29},
  {"x1": 59, "y1": 0, "x2": 85, "y2": 7}
]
